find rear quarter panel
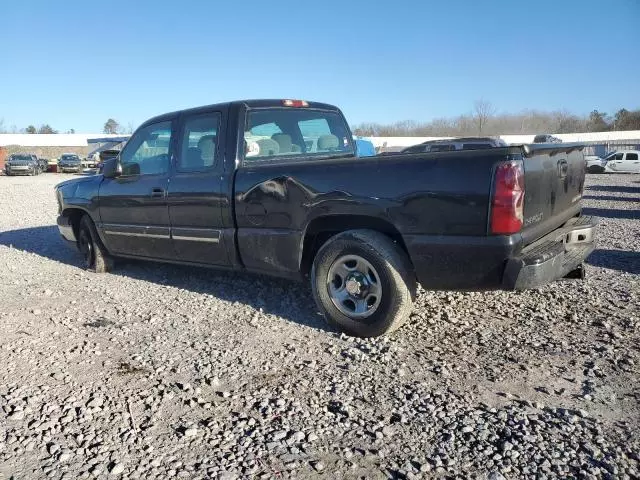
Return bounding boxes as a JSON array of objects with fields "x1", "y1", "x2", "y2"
[{"x1": 234, "y1": 151, "x2": 502, "y2": 276}]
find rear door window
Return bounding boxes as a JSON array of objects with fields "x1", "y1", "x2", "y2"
[
  {"x1": 625, "y1": 153, "x2": 638, "y2": 160},
  {"x1": 177, "y1": 113, "x2": 221, "y2": 172}
]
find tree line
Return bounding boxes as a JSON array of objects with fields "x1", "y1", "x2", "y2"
[
  {"x1": 0, "y1": 122, "x2": 73, "y2": 134},
  {"x1": 0, "y1": 118, "x2": 134, "y2": 135},
  {"x1": 352, "y1": 102, "x2": 640, "y2": 137}
]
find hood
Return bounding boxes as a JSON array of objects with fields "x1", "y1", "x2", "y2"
[
  {"x1": 56, "y1": 174, "x2": 103, "y2": 207},
  {"x1": 56, "y1": 174, "x2": 101, "y2": 194}
]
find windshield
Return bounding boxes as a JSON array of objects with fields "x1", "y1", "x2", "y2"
[
  {"x1": 244, "y1": 108, "x2": 354, "y2": 162},
  {"x1": 61, "y1": 155, "x2": 80, "y2": 162},
  {"x1": 11, "y1": 155, "x2": 32, "y2": 161}
]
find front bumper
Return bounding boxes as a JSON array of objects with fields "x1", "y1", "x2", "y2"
[
  {"x1": 57, "y1": 215, "x2": 77, "y2": 244},
  {"x1": 60, "y1": 167, "x2": 81, "y2": 172},
  {"x1": 502, "y1": 215, "x2": 596, "y2": 290},
  {"x1": 5, "y1": 166, "x2": 33, "y2": 175}
]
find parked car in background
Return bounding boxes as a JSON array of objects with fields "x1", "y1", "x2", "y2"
[
  {"x1": 37, "y1": 157, "x2": 49, "y2": 173},
  {"x1": 602, "y1": 150, "x2": 640, "y2": 173},
  {"x1": 355, "y1": 138, "x2": 376, "y2": 157},
  {"x1": 4, "y1": 153, "x2": 40, "y2": 176},
  {"x1": 585, "y1": 155, "x2": 606, "y2": 173},
  {"x1": 58, "y1": 153, "x2": 82, "y2": 173},
  {"x1": 533, "y1": 134, "x2": 562, "y2": 144},
  {"x1": 30, "y1": 154, "x2": 45, "y2": 174},
  {"x1": 401, "y1": 137, "x2": 507, "y2": 153},
  {"x1": 85, "y1": 153, "x2": 101, "y2": 169},
  {"x1": 55, "y1": 99, "x2": 595, "y2": 338},
  {"x1": 95, "y1": 150, "x2": 121, "y2": 173}
]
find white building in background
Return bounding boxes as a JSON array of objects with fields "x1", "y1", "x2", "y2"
[{"x1": 2, "y1": 130, "x2": 640, "y2": 157}]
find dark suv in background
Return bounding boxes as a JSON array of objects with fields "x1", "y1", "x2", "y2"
[
  {"x1": 4, "y1": 154, "x2": 40, "y2": 176},
  {"x1": 533, "y1": 134, "x2": 562, "y2": 144},
  {"x1": 401, "y1": 137, "x2": 507, "y2": 153},
  {"x1": 58, "y1": 153, "x2": 83, "y2": 173}
]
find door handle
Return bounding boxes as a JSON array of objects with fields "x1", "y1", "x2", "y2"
[{"x1": 151, "y1": 188, "x2": 165, "y2": 198}]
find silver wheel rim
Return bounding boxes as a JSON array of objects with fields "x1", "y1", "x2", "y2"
[{"x1": 327, "y1": 254, "x2": 382, "y2": 319}]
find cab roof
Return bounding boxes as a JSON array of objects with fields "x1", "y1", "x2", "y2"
[{"x1": 141, "y1": 99, "x2": 340, "y2": 128}]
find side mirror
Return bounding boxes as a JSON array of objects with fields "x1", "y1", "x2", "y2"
[{"x1": 101, "y1": 157, "x2": 122, "y2": 178}]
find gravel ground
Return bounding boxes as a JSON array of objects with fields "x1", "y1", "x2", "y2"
[{"x1": 0, "y1": 173, "x2": 638, "y2": 480}]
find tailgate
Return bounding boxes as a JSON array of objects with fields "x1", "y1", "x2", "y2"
[{"x1": 518, "y1": 143, "x2": 586, "y2": 246}]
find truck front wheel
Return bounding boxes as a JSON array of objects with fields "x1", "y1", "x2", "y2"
[
  {"x1": 78, "y1": 215, "x2": 113, "y2": 273},
  {"x1": 311, "y1": 230, "x2": 416, "y2": 337}
]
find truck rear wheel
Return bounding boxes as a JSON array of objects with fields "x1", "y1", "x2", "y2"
[
  {"x1": 311, "y1": 230, "x2": 416, "y2": 337},
  {"x1": 78, "y1": 215, "x2": 113, "y2": 273}
]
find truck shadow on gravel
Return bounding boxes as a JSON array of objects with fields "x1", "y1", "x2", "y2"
[
  {"x1": 582, "y1": 194, "x2": 640, "y2": 203},
  {"x1": 587, "y1": 249, "x2": 640, "y2": 274},
  {"x1": 586, "y1": 184, "x2": 640, "y2": 194},
  {"x1": 582, "y1": 207, "x2": 640, "y2": 220},
  {"x1": 0, "y1": 226, "x2": 83, "y2": 266},
  {"x1": 0, "y1": 225, "x2": 332, "y2": 332}
]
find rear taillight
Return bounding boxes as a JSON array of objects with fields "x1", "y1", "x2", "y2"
[{"x1": 490, "y1": 161, "x2": 525, "y2": 235}]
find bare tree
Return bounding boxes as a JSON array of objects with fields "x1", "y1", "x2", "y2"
[
  {"x1": 123, "y1": 122, "x2": 136, "y2": 134},
  {"x1": 473, "y1": 100, "x2": 495, "y2": 134}
]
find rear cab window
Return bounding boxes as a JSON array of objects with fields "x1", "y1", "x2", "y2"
[{"x1": 243, "y1": 107, "x2": 354, "y2": 163}]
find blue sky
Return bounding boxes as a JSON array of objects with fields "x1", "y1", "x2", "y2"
[{"x1": 1, "y1": 0, "x2": 638, "y2": 133}]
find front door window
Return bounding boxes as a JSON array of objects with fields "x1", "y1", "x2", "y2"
[{"x1": 120, "y1": 121, "x2": 172, "y2": 176}]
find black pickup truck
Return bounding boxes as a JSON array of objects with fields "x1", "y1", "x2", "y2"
[{"x1": 55, "y1": 99, "x2": 596, "y2": 337}]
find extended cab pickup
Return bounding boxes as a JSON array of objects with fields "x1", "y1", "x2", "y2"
[{"x1": 55, "y1": 99, "x2": 596, "y2": 337}]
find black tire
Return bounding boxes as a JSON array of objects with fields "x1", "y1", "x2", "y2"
[
  {"x1": 78, "y1": 215, "x2": 113, "y2": 273},
  {"x1": 311, "y1": 230, "x2": 416, "y2": 338},
  {"x1": 587, "y1": 165, "x2": 605, "y2": 174}
]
